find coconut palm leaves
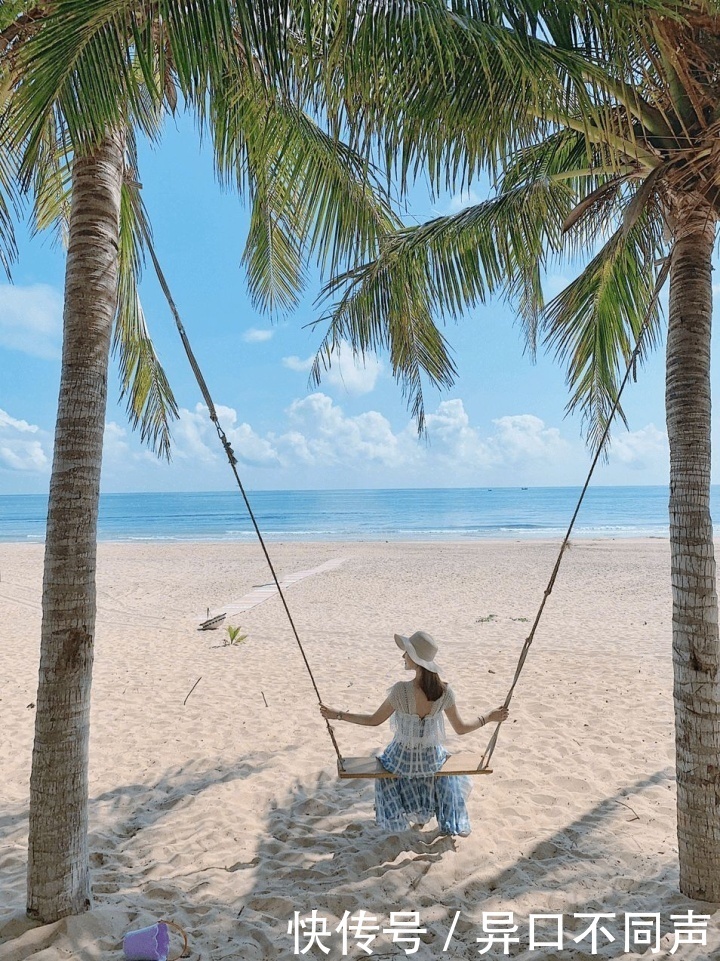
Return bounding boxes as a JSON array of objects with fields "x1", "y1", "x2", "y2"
[
  {"x1": 300, "y1": 0, "x2": 677, "y2": 182},
  {"x1": 544, "y1": 214, "x2": 665, "y2": 449},
  {"x1": 115, "y1": 141, "x2": 179, "y2": 459},
  {"x1": 14, "y1": 0, "x2": 295, "y2": 158},
  {"x1": 298, "y1": 0, "x2": 719, "y2": 447},
  {"x1": 6, "y1": 0, "x2": 398, "y2": 454},
  {"x1": 0, "y1": 143, "x2": 19, "y2": 277},
  {"x1": 213, "y1": 86, "x2": 401, "y2": 313},
  {"x1": 316, "y1": 152, "x2": 666, "y2": 442}
]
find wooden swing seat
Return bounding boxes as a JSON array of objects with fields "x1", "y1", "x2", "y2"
[{"x1": 337, "y1": 754, "x2": 493, "y2": 779}]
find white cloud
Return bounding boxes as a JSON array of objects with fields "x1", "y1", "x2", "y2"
[
  {"x1": 447, "y1": 189, "x2": 483, "y2": 213},
  {"x1": 112, "y1": 395, "x2": 581, "y2": 486},
  {"x1": 284, "y1": 341, "x2": 382, "y2": 395},
  {"x1": 242, "y1": 327, "x2": 274, "y2": 343},
  {"x1": 26, "y1": 391, "x2": 667, "y2": 492},
  {"x1": 169, "y1": 404, "x2": 280, "y2": 469},
  {"x1": 426, "y1": 398, "x2": 492, "y2": 462},
  {"x1": 0, "y1": 408, "x2": 50, "y2": 473},
  {"x1": 98, "y1": 422, "x2": 163, "y2": 477},
  {"x1": 282, "y1": 354, "x2": 315, "y2": 372},
  {"x1": 490, "y1": 413, "x2": 567, "y2": 464},
  {"x1": 611, "y1": 423, "x2": 668, "y2": 470},
  {"x1": 0, "y1": 443, "x2": 47, "y2": 472},
  {"x1": 103, "y1": 421, "x2": 136, "y2": 462},
  {"x1": 424, "y1": 399, "x2": 495, "y2": 466},
  {"x1": 215, "y1": 404, "x2": 280, "y2": 467},
  {"x1": 275, "y1": 395, "x2": 568, "y2": 480},
  {"x1": 0, "y1": 410, "x2": 40, "y2": 434},
  {"x1": 172, "y1": 406, "x2": 218, "y2": 464},
  {"x1": 280, "y1": 393, "x2": 406, "y2": 467},
  {"x1": 419, "y1": 403, "x2": 569, "y2": 477},
  {"x1": 322, "y1": 341, "x2": 383, "y2": 395},
  {"x1": 104, "y1": 422, "x2": 128, "y2": 442},
  {"x1": 544, "y1": 274, "x2": 573, "y2": 297},
  {"x1": 274, "y1": 429, "x2": 314, "y2": 465},
  {"x1": 0, "y1": 284, "x2": 63, "y2": 360}
]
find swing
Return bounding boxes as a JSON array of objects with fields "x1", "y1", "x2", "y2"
[
  {"x1": 147, "y1": 230, "x2": 670, "y2": 781},
  {"x1": 338, "y1": 754, "x2": 494, "y2": 778}
]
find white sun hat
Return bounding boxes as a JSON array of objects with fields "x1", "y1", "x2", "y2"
[{"x1": 394, "y1": 630, "x2": 441, "y2": 673}]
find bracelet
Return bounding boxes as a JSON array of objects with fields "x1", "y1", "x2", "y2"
[
  {"x1": 479, "y1": 715, "x2": 486, "y2": 727},
  {"x1": 337, "y1": 711, "x2": 344, "y2": 721}
]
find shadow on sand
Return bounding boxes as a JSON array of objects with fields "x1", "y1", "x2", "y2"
[{"x1": 2, "y1": 760, "x2": 718, "y2": 961}]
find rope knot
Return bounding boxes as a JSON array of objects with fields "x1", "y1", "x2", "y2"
[{"x1": 223, "y1": 442, "x2": 238, "y2": 466}]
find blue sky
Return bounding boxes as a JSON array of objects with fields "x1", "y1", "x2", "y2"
[{"x1": 1, "y1": 113, "x2": 715, "y2": 495}]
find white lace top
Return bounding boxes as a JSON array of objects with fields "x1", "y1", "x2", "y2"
[{"x1": 386, "y1": 680, "x2": 456, "y2": 749}]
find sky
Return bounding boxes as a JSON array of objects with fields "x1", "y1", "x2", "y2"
[{"x1": 1, "y1": 114, "x2": 717, "y2": 495}]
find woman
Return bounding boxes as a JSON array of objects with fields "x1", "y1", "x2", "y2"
[{"x1": 320, "y1": 630, "x2": 509, "y2": 836}]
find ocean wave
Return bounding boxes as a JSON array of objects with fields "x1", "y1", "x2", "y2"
[{"x1": 0, "y1": 486, "x2": 698, "y2": 543}]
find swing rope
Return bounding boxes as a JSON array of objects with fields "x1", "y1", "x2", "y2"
[
  {"x1": 479, "y1": 253, "x2": 672, "y2": 770},
  {"x1": 146, "y1": 218, "x2": 670, "y2": 775},
  {"x1": 143, "y1": 231, "x2": 344, "y2": 763}
]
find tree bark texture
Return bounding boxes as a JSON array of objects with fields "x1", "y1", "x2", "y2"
[
  {"x1": 27, "y1": 129, "x2": 125, "y2": 923},
  {"x1": 666, "y1": 203, "x2": 720, "y2": 902}
]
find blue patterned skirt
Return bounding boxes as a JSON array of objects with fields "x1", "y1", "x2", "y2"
[{"x1": 374, "y1": 740, "x2": 471, "y2": 836}]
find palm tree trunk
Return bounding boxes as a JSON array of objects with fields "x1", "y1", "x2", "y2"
[
  {"x1": 27, "y1": 129, "x2": 124, "y2": 923},
  {"x1": 666, "y1": 203, "x2": 720, "y2": 902}
]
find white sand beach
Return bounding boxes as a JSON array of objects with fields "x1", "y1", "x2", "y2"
[{"x1": 1, "y1": 538, "x2": 719, "y2": 960}]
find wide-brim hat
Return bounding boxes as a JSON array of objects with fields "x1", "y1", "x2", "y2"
[{"x1": 394, "y1": 630, "x2": 441, "y2": 673}]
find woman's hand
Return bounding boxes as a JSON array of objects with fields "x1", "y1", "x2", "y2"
[
  {"x1": 485, "y1": 705, "x2": 510, "y2": 725},
  {"x1": 320, "y1": 704, "x2": 343, "y2": 721}
]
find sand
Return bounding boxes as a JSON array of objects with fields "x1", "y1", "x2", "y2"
[{"x1": 0, "y1": 538, "x2": 718, "y2": 960}]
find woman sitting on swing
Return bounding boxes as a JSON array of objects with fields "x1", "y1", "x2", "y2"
[{"x1": 320, "y1": 630, "x2": 509, "y2": 836}]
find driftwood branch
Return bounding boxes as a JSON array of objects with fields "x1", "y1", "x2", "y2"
[{"x1": 183, "y1": 676, "x2": 202, "y2": 706}]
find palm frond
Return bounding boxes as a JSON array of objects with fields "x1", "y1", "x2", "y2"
[
  {"x1": 311, "y1": 175, "x2": 583, "y2": 425},
  {"x1": 311, "y1": 255, "x2": 458, "y2": 431},
  {"x1": 0, "y1": 133, "x2": 20, "y2": 276},
  {"x1": 301, "y1": 0, "x2": 673, "y2": 194},
  {"x1": 543, "y1": 206, "x2": 666, "y2": 451},
  {"x1": 317, "y1": 172, "x2": 576, "y2": 380},
  {"x1": 499, "y1": 129, "x2": 635, "y2": 348},
  {"x1": 12, "y1": 0, "x2": 292, "y2": 177},
  {"x1": 243, "y1": 186, "x2": 307, "y2": 315},
  {"x1": 29, "y1": 110, "x2": 73, "y2": 243},
  {"x1": 212, "y1": 82, "x2": 401, "y2": 314},
  {"x1": 112, "y1": 143, "x2": 178, "y2": 460},
  {"x1": 0, "y1": 13, "x2": 23, "y2": 276}
]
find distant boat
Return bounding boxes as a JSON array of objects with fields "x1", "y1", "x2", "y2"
[
  {"x1": 198, "y1": 612, "x2": 226, "y2": 631},
  {"x1": 522, "y1": 487, "x2": 528, "y2": 490}
]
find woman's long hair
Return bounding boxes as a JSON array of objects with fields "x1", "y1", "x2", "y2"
[{"x1": 418, "y1": 666, "x2": 444, "y2": 702}]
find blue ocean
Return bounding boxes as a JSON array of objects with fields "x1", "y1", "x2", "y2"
[{"x1": 1, "y1": 486, "x2": 716, "y2": 543}]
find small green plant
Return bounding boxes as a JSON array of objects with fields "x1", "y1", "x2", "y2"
[
  {"x1": 224, "y1": 624, "x2": 247, "y2": 646},
  {"x1": 510, "y1": 617, "x2": 530, "y2": 622},
  {"x1": 475, "y1": 614, "x2": 497, "y2": 623}
]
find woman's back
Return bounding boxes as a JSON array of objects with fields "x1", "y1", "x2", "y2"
[
  {"x1": 390, "y1": 679, "x2": 453, "y2": 716},
  {"x1": 412, "y1": 679, "x2": 449, "y2": 719},
  {"x1": 386, "y1": 680, "x2": 454, "y2": 756}
]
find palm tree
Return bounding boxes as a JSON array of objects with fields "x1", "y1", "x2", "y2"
[
  {"x1": 2, "y1": 0, "x2": 397, "y2": 922},
  {"x1": 302, "y1": 0, "x2": 720, "y2": 900}
]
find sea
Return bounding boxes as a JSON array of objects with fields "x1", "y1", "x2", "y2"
[{"x1": 1, "y1": 486, "x2": 717, "y2": 543}]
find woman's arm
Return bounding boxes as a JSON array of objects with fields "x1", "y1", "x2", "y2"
[
  {"x1": 320, "y1": 699, "x2": 395, "y2": 727},
  {"x1": 444, "y1": 703, "x2": 509, "y2": 735}
]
